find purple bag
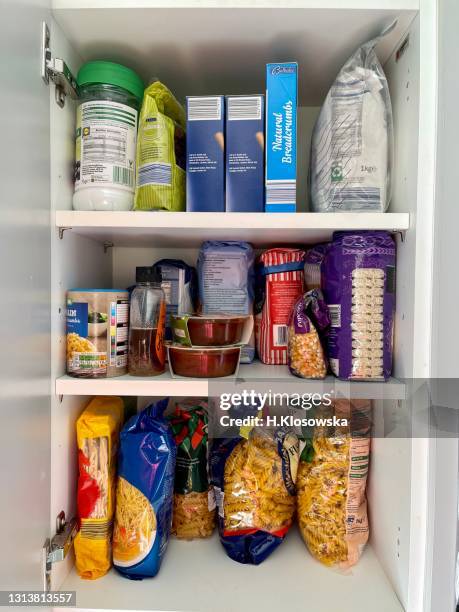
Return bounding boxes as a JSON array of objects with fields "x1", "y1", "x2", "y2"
[
  {"x1": 322, "y1": 231, "x2": 396, "y2": 380},
  {"x1": 288, "y1": 289, "x2": 330, "y2": 379}
]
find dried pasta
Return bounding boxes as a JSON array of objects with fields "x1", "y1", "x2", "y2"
[
  {"x1": 297, "y1": 400, "x2": 371, "y2": 569},
  {"x1": 169, "y1": 400, "x2": 215, "y2": 540},
  {"x1": 74, "y1": 396, "x2": 124, "y2": 580},
  {"x1": 172, "y1": 492, "x2": 215, "y2": 539},
  {"x1": 112, "y1": 399, "x2": 175, "y2": 579},
  {"x1": 211, "y1": 426, "x2": 299, "y2": 564},
  {"x1": 113, "y1": 477, "x2": 157, "y2": 563}
]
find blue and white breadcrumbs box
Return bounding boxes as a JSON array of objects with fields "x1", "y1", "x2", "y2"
[
  {"x1": 225, "y1": 95, "x2": 264, "y2": 212},
  {"x1": 265, "y1": 63, "x2": 298, "y2": 212},
  {"x1": 186, "y1": 96, "x2": 225, "y2": 212}
]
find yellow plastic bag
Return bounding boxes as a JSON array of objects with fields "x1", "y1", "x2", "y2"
[
  {"x1": 134, "y1": 81, "x2": 186, "y2": 211},
  {"x1": 74, "y1": 397, "x2": 124, "y2": 579}
]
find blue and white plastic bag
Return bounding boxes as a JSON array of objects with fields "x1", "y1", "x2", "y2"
[{"x1": 113, "y1": 399, "x2": 176, "y2": 579}]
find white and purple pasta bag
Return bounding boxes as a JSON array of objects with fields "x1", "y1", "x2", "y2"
[
  {"x1": 322, "y1": 231, "x2": 396, "y2": 380},
  {"x1": 309, "y1": 24, "x2": 395, "y2": 212}
]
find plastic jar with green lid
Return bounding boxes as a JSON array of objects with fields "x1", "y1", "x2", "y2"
[{"x1": 73, "y1": 61, "x2": 144, "y2": 211}]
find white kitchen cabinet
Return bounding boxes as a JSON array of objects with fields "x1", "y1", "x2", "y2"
[{"x1": 2, "y1": 0, "x2": 455, "y2": 611}]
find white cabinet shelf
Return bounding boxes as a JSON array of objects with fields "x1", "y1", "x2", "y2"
[
  {"x1": 56, "y1": 363, "x2": 406, "y2": 399},
  {"x1": 59, "y1": 532, "x2": 403, "y2": 612},
  {"x1": 55, "y1": 211, "x2": 409, "y2": 248}
]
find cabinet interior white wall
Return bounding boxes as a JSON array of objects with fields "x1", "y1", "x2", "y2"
[{"x1": 42, "y1": 2, "x2": 438, "y2": 611}]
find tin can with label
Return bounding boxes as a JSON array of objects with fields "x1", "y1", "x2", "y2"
[{"x1": 67, "y1": 289, "x2": 129, "y2": 378}]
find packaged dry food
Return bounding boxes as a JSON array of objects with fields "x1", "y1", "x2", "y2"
[
  {"x1": 67, "y1": 289, "x2": 129, "y2": 378},
  {"x1": 255, "y1": 248, "x2": 306, "y2": 365},
  {"x1": 169, "y1": 400, "x2": 215, "y2": 539},
  {"x1": 74, "y1": 396, "x2": 124, "y2": 579},
  {"x1": 322, "y1": 231, "x2": 396, "y2": 380},
  {"x1": 297, "y1": 399, "x2": 371, "y2": 569},
  {"x1": 197, "y1": 240, "x2": 255, "y2": 363},
  {"x1": 151, "y1": 259, "x2": 197, "y2": 341},
  {"x1": 210, "y1": 426, "x2": 299, "y2": 564},
  {"x1": 309, "y1": 25, "x2": 394, "y2": 212},
  {"x1": 113, "y1": 399, "x2": 176, "y2": 579},
  {"x1": 304, "y1": 243, "x2": 328, "y2": 290},
  {"x1": 168, "y1": 345, "x2": 241, "y2": 378},
  {"x1": 134, "y1": 81, "x2": 186, "y2": 211},
  {"x1": 288, "y1": 289, "x2": 329, "y2": 379}
]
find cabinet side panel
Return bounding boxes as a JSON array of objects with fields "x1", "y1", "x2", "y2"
[
  {"x1": 48, "y1": 16, "x2": 113, "y2": 589},
  {"x1": 0, "y1": 0, "x2": 53, "y2": 591}
]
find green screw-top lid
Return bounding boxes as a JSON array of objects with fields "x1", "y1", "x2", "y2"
[{"x1": 77, "y1": 61, "x2": 144, "y2": 101}]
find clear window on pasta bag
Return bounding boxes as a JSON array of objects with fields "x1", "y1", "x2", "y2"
[
  {"x1": 288, "y1": 288, "x2": 330, "y2": 379},
  {"x1": 210, "y1": 424, "x2": 299, "y2": 565},
  {"x1": 74, "y1": 396, "x2": 124, "y2": 580},
  {"x1": 297, "y1": 399, "x2": 372, "y2": 571},
  {"x1": 169, "y1": 399, "x2": 216, "y2": 540}
]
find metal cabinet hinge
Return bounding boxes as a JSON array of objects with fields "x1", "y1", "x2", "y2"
[
  {"x1": 42, "y1": 511, "x2": 78, "y2": 591},
  {"x1": 41, "y1": 22, "x2": 79, "y2": 108}
]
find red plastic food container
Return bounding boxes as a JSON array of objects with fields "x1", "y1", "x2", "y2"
[
  {"x1": 185, "y1": 315, "x2": 247, "y2": 346},
  {"x1": 169, "y1": 346, "x2": 240, "y2": 378}
]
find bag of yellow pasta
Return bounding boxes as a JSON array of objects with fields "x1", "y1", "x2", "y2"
[
  {"x1": 169, "y1": 400, "x2": 215, "y2": 539},
  {"x1": 297, "y1": 399, "x2": 371, "y2": 569},
  {"x1": 113, "y1": 399, "x2": 176, "y2": 579},
  {"x1": 210, "y1": 425, "x2": 299, "y2": 564},
  {"x1": 74, "y1": 396, "x2": 124, "y2": 579}
]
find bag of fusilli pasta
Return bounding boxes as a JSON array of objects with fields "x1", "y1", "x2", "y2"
[
  {"x1": 169, "y1": 399, "x2": 216, "y2": 539},
  {"x1": 113, "y1": 399, "x2": 176, "y2": 579},
  {"x1": 210, "y1": 426, "x2": 299, "y2": 564},
  {"x1": 297, "y1": 399, "x2": 371, "y2": 569}
]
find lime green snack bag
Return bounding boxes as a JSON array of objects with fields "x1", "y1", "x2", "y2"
[{"x1": 134, "y1": 81, "x2": 186, "y2": 211}]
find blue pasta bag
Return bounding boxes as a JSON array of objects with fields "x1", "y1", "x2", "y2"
[
  {"x1": 210, "y1": 426, "x2": 299, "y2": 565},
  {"x1": 113, "y1": 399, "x2": 176, "y2": 579}
]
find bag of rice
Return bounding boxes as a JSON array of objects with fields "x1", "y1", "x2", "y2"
[
  {"x1": 297, "y1": 399, "x2": 371, "y2": 569},
  {"x1": 74, "y1": 396, "x2": 124, "y2": 580},
  {"x1": 113, "y1": 399, "x2": 176, "y2": 579},
  {"x1": 255, "y1": 248, "x2": 306, "y2": 364},
  {"x1": 169, "y1": 399, "x2": 216, "y2": 539},
  {"x1": 210, "y1": 425, "x2": 299, "y2": 565},
  {"x1": 288, "y1": 289, "x2": 329, "y2": 379}
]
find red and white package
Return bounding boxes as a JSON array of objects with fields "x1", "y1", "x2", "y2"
[{"x1": 255, "y1": 248, "x2": 306, "y2": 365}]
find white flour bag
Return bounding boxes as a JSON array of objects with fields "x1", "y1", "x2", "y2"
[{"x1": 309, "y1": 24, "x2": 395, "y2": 212}]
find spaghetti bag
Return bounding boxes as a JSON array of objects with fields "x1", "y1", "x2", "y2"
[
  {"x1": 288, "y1": 289, "x2": 330, "y2": 379},
  {"x1": 74, "y1": 396, "x2": 124, "y2": 580},
  {"x1": 297, "y1": 399, "x2": 371, "y2": 569},
  {"x1": 134, "y1": 81, "x2": 186, "y2": 211},
  {"x1": 113, "y1": 399, "x2": 176, "y2": 579},
  {"x1": 169, "y1": 400, "x2": 216, "y2": 539},
  {"x1": 210, "y1": 426, "x2": 299, "y2": 564},
  {"x1": 255, "y1": 248, "x2": 306, "y2": 365}
]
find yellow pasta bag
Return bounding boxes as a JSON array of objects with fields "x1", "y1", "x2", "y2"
[
  {"x1": 297, "y1": 399, "x2": 371, "y2": 569},
  {"x1": 210, "y1": 426, "x2": 299, "y2": 564},
  {"x1": 74, "y1": 396, "x2": 124, "y2": 579}
]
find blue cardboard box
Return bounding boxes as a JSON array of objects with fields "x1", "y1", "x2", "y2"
[
  {"x1": 225, "y1": 95, "x2": 264, "y2": 212},
  {"x1": 265, "y1": 63, "x2": 298, "y2": 212},
  {"x1": 186, "y1": 96, "x2": 225, "y2": 212}
]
